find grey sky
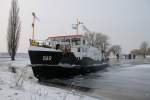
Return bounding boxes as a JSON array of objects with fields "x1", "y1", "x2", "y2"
[{"x1": 0, "y1": 0, "x2": 150, "y2": 53}]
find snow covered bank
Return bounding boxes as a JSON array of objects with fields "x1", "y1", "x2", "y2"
[{"x1": 0, "y1": 60, "x2": 100, "y2": 100}]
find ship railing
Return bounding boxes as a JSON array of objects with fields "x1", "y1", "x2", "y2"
[
  {"x1": 29, "y1": 39, "x2": 50, "y2": 47},
  {"x1": 29, "y1": 39, "x2": 71, "y2": 49}
]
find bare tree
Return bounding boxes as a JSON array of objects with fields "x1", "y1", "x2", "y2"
[
  {"x1": 140, "y1": 41, "x2": 148, "y2": 58},
  {"x1": 84, "y1": 32, "x2": 109, "y2": 60},
  {"x1": 109, "y1": 45, "x2": 121, "y2": 59},
  {"x1": 7, "y1": 0, "x2": 21, "y2": 60},
  {"x1": 82, "y1": 25, "x2": 110, "y2": 60},
  {"x1": 130, "y1": 49, "x2": 140, "y2": 55},
  {"x1": 95, "y1": 33, "x2": 109, "y2": 60}
]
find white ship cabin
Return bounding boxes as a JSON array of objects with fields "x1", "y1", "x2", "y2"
[{"x1": 45, "y1": 35, "x2": 102, "y2": 61}]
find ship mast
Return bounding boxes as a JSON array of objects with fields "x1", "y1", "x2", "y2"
[
  {"x1": 73, "y1": 18, "x2": 83, "y2": 35},
  {"x1": 32, "y1": 12, "x2": 39, "y2": 40},
  {"x1": 32, "y1": 12, "x2": 35, "y2": 40},
  {"x1": 76, "y1": 18, "x2": 79, "y2": 35}
]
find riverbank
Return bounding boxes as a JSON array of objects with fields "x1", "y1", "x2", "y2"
[{"x1": 0, "y1": 58, "x2": 99, "y2": 100}]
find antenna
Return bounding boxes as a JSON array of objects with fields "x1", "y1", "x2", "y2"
[
  {"x1": 72, "y1": 18, "x2": 83, "y2": 35},
  {"x1": 77, "y1": 18, "x2": 83, "y2": 35}
]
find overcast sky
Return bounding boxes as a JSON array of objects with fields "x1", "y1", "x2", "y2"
[{"x1": 0, "y1": 0, "x2": 150, "y2": 53}]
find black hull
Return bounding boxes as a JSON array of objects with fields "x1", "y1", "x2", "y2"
[
  {"x1": 30, "y1": 63, "x2": 108, "y2": 80},
  {"x1": 28, "y1": 50, "x2": 63, "y2": 65},
  {"x1": 28, "y1": 47, "x2": 108, "y2": 80}
]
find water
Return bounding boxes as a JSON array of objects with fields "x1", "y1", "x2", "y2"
[
  {"x1": 0, "y1": 54, "x2": 150, "y2": 100},
  {"x1": 70, "y1": 64, "x2": 150, "y2": 100}
]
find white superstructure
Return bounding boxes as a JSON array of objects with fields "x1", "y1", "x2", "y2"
[{"x1": 46, "y1": 34, "x2": 102, "y2": 61}]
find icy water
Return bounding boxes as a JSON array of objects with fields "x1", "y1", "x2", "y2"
[
  {"x1": 69, "y1": 64, "x2": 150, "y2": 100},
  {"x1": 0, "y1": 54, "x2": 150, "y2": 100}
]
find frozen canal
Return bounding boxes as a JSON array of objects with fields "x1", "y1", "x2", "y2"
[
  {"x1": 68, "y1": 63, "x2": 150, "y2": 100},
  {"x1": 53, "y1": 59, "x2": 150, "y2": 100}
]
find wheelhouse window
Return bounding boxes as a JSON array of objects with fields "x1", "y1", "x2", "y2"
[{"x1": 72, "y1": 39, "x2": 81, "y2": 46}]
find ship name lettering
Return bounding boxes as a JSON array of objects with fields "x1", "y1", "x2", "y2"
[{"x1": 43, "y1": 56, "x2": 52, "y2": 61}]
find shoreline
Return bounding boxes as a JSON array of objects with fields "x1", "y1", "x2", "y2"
[{"x1": 0, "y1": 58, "x2": 100, "y2": 100}]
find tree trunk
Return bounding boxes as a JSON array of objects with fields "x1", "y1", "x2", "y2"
[{"x1": 11, "y1": 55, "x2": 15, "y2": 61}]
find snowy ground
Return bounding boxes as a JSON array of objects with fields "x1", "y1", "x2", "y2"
[{"x1": 0, "y1": 60, "x2": 100, "y2": 100}]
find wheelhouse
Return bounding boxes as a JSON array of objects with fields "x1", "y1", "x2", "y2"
[{"x1": 46, "y1": 34, "x2": 102, "y2": 61}]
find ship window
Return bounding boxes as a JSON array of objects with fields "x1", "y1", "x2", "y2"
[
  {"x1": 77, "y1": 48, "x2": 80, "y2": 52},
  {"x1": 76, "y1": 40, "x2": 81, "y2": 45},
  {"x1": 72, "y1": 39, "x2": 81, "y2": 45},
  {"x1": 83, "y1": 40, "x2": 85, "y2": 45}
]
